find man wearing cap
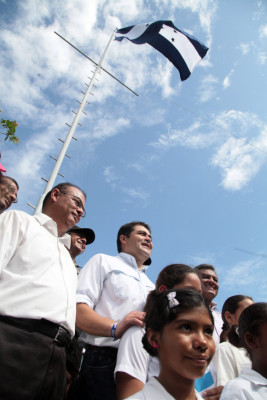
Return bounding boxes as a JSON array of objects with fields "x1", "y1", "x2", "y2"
[
  {"x1": 0, "y1": 182, "x2": 86, "y2": 400},
  {"x1": 0, "y1": 175, "x2": 19, "y2": 214},
  {"x1": 67, "y1": 225, "x2": 95, "y2": 274},
  {"x1": 75, "y1": 221, "x2": 154, "y2": 400}
]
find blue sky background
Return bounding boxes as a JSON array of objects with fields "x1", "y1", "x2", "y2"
[{"x1": 1, "y1": 0, "x2": 267, "y2": 309}]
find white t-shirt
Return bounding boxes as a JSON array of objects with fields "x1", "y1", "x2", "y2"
[
  {"x1": 220, "y1": 368, "x2": 267, "y2": 400},
  {"x1": 77, "y1": 252, "x2": 154, "y2": 348},
  {"x1": 124, "y1": 376, "x2": 203, "y2": 400},
  {"x1": 210, "y1": 341, "x2": 251, "y2": 386}
]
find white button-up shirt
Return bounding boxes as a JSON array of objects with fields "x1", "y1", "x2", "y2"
[
  {"x1": 220, "y1": 367, "x2": 267, "y2": 400},
  {"x1": 76, "y1": 252, "x2": 155, "y2": 348},
  {"x1": 0, "y1": 210, "x2": 77, "y2": 335}
]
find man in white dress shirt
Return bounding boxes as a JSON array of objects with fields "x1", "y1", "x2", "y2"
[
  {"x1": 194, "y1": 264, "x2": 223, "y2": 347},
  {"x1": 0, "y1": 182, "x2": 86, "y2": 400},
  {"x1": 75, "y1": 221, "x2": 154, "y2": 400}
]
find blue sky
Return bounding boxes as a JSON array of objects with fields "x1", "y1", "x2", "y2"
[{"x1": 1, "y1": 0, "x2": 267, "y2": 309}]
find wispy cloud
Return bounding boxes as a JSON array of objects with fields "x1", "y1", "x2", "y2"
[
  {"x1": 198, "y1": 74, "x2": 219, "y2": 102},
  {"x1": 239, "y1": 43, "x2": 251, "y2": 55},
  {"x1": 259, "y1": 24, "x2": 267, "y2": 38},
  {"x1": 122, "y1": 187, "x2": 149, "y2": 206},
  {"x1": 222, "y1": 69, "x2": 234, "y2": 89},
  {"x1": 103, "y1": 166, "x2": 120, "y2": 189}
]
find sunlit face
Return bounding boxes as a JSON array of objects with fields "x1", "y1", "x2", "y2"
[
  {"x1": 198, "y1": 269, "x2": 219, "y2": 303},
  {"x1": 227, "y1": 298, "x2": 254, "y2": 328},
  {"x1": 54, "y1": 186, "x2": 86, "y2": 232},
  {"x1": 153, "y1": 307, "x2": 215, "y2": 383},
  {"x1": 121, "y1": 225, "x2": 153, "y2": 264},
  {"x1": 0, "y1": 178, "x2": 18, "y2": 213},
  {"x1": 173, "y1": 273, "x2": 202, "y2": 293},
  {"x1": 70, "y1": 231, "x2": 87, "y2": 258}
]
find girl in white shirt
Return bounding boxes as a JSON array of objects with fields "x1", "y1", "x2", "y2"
[
  {"x1": 211, "y1": 295, "x2": 253, "y2": 386},
  {"x1": 220, "y1": 302, "x2": 267, "y2": 399},
  {"x1": 125, "y1": 289, "x2": 215, "y2": 400}
]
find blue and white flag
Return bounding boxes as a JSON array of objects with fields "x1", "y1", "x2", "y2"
[{"x1": 115, "y1": 20, "x2": 209, "y2": 81}]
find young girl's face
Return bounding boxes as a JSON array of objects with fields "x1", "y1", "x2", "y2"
[{"x1": 155, "y1": 306, "x2": 215, "y2": 381}]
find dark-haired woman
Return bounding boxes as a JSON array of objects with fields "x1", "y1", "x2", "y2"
[
  {"x1": 125, "y1": 289, "x2": 215, "y2": 400},
  {"x1": 210, "y1": 295, "x2": 253, "y2": 386}
]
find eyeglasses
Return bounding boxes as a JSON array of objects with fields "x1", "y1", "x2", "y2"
[
  {"x1": 59, "y1": 191, "x2": 86, "y2": 218},
  {"x1": 1, "y1": 182, "x2": 18, "y2": 204}
]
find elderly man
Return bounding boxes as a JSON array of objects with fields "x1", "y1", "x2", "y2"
[
  {"x1": 0, "y1": 175, "x2": 19, "y2": 213},
  {"x1": 67, "y1": 225, "x2": 95, "y2": 274},
  {"x1": 75, "y1": 221, "x2": 154, "y2": 400},
  {"x1": 194, "y1": 264, "x2": 223, "y2": 347},
  {"x1": 0, "y1": 182, "x2": 86, "y2": 400}
]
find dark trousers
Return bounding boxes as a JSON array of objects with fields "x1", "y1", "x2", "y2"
[
  {"x1": 0, "y1": 320, "x2": 67, "y2": 400},
  {"x1": 74, "y1": 344, "x2": 118, "y2": 400}
]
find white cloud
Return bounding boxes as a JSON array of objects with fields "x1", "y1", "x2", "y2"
[
  {"x1": 103, "y1": 166, "x2": 119, "y2": 189},
  {"x1": 239, "y1": 43, "x2": 251, "y2": 55},
  {"x1": 222, "y1": 69, "x2": 234, "y2": 89},
  {"x1": 258, "y1": 51, "x2": 267, "y2": 65},
  {"x1": 198, "y1": 74, "x2": 219, "y2": 102},
  {"x1": 259, "y1": 24, "x2": 267, "y2": 38},
  {"x1": 123, "y1": 187, "x2": 149, "y2": 204}
]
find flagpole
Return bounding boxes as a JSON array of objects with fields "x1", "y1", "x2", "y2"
[{"x1": 34, "y1": 28, "x2": 117, "y2": 215}]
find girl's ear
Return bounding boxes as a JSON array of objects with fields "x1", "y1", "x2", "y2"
[
  {"x1": 147, "y1": 328, "x2": 160, "y2": 348},
  {"x1": 158, "y1": 285, "x2": 168, "y2": 293},
  {"x1": 224, "y1": 311, "x2": 234, "y2": 326},
  {"x1": 245, "y1": 332, "x2": 259, "y2": 350}
]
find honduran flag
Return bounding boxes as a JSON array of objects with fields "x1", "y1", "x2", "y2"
[{"x1": 115, "y1": 20, "x2": 209, "y2": 81}]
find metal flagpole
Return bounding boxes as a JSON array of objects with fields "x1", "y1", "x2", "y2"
[{"x1": 34, "y1": 28, "x2": 117, "y2": 214}]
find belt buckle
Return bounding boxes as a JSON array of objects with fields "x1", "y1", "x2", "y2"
[{"x1": 54, "y1": 326, "x2": 71, "y2": 347}]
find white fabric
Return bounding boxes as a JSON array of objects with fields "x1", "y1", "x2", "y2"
[
  {"x1": 125, "y1": 376, "x2": 203, "y2": 400},
  {"x1": 159, "y1": 24, "x2": 202, "y2": 72},
  {"x1": 0, "y1": 210, "x2": 77, "y2": 335},
  {"x1": 220, "y1": 368, "x2": 267, "y2": 400},
  {"x1": 115, "y1": 325, "x2": 160, "y2": 383},
  {"x1": 211, "y1": 303, "x2": 223, "y2": 347},
  {"x1": 116, "y1": 23, "x2": 150, "y2": 40},
  {"x1": 77, "y1": 252, "x2": 155, "y2": 348},
  {"x1": 210, "y1": 341, "x2": 251, "y2": 386}
]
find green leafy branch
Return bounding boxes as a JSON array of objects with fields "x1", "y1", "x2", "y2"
[{"x1": 0, "y1": 110, "x2": 20, "y2": 143}]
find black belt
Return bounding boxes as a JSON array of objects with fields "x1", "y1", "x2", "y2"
[{"x1": 0, "y1": 315, "x2": 72, "y2": 347}]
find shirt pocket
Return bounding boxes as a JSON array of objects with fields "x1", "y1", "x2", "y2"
[{"x1": 111, "y1": 270, "x2": 140, "y2": 300}]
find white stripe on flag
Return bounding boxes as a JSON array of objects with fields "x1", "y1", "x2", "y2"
[
  {"x1": 159, "y1": 24, "x2": 202, "y2": 72},
  {"x1": 116, "y1": 23, "x2": 150, "y2": 41}
]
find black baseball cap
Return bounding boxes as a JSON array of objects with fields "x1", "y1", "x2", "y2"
[{"x1": 67, "y1": 225, "x2": 95, "y2": 245}]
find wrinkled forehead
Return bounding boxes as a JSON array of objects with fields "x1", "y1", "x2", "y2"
[{"x1": 199, "y1": 269, "x2": 218, "y2": 279}]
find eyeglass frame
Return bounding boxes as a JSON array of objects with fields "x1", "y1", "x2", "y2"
[
  {"x1": 0, "y1": 182, "x2": 18, "y2": 204},
  {"x1": 59, "y1": 191, "x2": 86, "y2": 218}
]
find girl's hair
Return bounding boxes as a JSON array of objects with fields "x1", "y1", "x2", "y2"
[
  {"x1": 238, "y1": 302, "x2": 267, "y2": 359},
  {"x1": 144, "y1": 264, "x2": 198, "y2": 313},
  {"x1": 220, "y1": 295, "x2": 253, "y2": 343},
  {"x1": 142, "y1": 288, "x2": 214, "y2": 357}
]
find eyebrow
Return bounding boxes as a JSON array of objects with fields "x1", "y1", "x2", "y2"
[{"x1": 136, "y1": 230, "x2": 152, "y2": 240}]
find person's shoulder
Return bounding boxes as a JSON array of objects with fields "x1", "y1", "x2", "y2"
[{"x1": 0, "y1": 209, "x2": 32, "y2": 223}]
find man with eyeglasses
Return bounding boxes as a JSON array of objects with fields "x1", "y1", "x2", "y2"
[
  {"x1": 0, "y1": 175, "x2": 19, "y2": 213},
  {"x1": 0, "y1": 182, "x2": 86, "y2": 400}
]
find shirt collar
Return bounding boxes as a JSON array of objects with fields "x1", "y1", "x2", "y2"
[
  {"x1": 118, "y1": 252, "x2": 149, "y2": 272},
  {"x1": 34, "y1": 213, "x2": 71, "y2": 248},
  {"x1": 242, "y1": 367, "x2": 267, "y2": 385},
  {"x1": 211, "y1": 301, "x2": 218, "y2": 311}
]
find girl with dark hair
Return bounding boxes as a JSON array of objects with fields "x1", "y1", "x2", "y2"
[
  {"x1": 210, "y1": 295, "x2": 253, "y2": 386},
  {"x1": 125, "y1": 289, "x2": 215, "y2": 400},
  {"x1": 116, "y1": 265, "x2": 202, "y2": 400},
  {"x1": 220, "y1": 302, "x2": 267, "y2": 399}
]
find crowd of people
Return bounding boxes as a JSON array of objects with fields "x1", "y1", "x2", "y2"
[{"x1": 0, "y1": 168, "x2": 266, "y2": 400}]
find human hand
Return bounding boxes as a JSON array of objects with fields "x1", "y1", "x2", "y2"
[
  {"x1": 202, "y1": 385, "x2": 223, "y2": 400},
  {"x1": 115, "y1": 311, "x2": 145, "y2": 338}
]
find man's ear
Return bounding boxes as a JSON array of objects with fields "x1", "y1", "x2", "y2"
[
  {"x1": 50, "y1": 188, "x2": 61, "y2": 204},
  {"x1": 119, "y1": 234, "x2": 127, "y2": 249},
  {"x1": 245, "y1": 332, "x2": 259, "y2": 350}
]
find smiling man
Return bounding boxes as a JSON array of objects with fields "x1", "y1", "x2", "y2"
[
  {"x1": 0, "y1": 182, "x2": 86, "y2": 400},
  {"x1": 0, "y1": 175, "x2": 19, "y2": 213},
  {"x1": 67, "y1": 225, "x2": 95, "y2": 274},
  {"x1": 194, "y1": 264, "x2": 223, "y2": 347},
  {"x1": 75, "y1": 221, "x2": 154, "y2": 400}
]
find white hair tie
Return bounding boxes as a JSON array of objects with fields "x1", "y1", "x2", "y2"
[{"x1": 167, "y1": 292, "x2": 180, "y2": 309}]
